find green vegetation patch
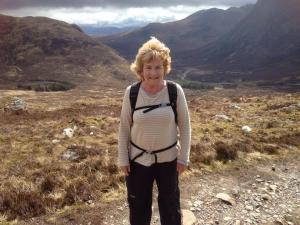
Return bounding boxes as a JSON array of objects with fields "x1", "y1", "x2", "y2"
[
  {"x1": 175, "y1": 80, "x2": 213, "y2": 90},
  {"x1": 17, "y1": 80, "x2": 75, "y2": 92}
]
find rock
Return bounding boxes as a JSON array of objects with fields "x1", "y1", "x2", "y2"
[
  {"x1": 1, "y1": 96, "x2": 27, "y2": 114},
  {"x1": 269, "y1": 185, "x2": 277, "y2": 191},
  {"x1": 52, "y1": 139, "x2": 60, "y2": 144},
  {"x1": 245, "y1": 218, "x2": 252, "y2": 223},
  {"x1": 246, "y1": 205, "x2": 254, "y2": 211},
  {"x1": 251, "y1": 212, "x2": 260, "y2": 218},
  {"x1": 87, "y1": 200, "x2": 93, "y2": 205},
  {"x1": 213, "y1": 114, "x2": 232, "y2": 122},
  {"x1": 242, "y1": 126, "x2": 252, "y2": 132},
  {"x1": 256, "y1": 178, "x2": 264, "y2": 183},
  {"x1": 193, "y1": 200, "x2": 203, "y2": 207},
  {"x1": 274, "y1": 220, "x2": 284, "y2": 225},
  {"x1": 229, "y1": 104, "x2": 241, "y2": 110},
  {"x1": 216, "y1": 193, "x2": 235, "y2": 205},
  {"x1": 182, "y1": 209, "x2": 197, "y2": 225},
  {"x1": 262, "y1": 194, "x2": 271, "y2": 201},
  {"x1": 242, "y1": 209, "x2": 248, "y2": 214},
  {"x1": 272, "y1": 165, "x2": 276, "y2": 171},
  {"x1": 231, "y1": 187, "x2": 240, "y2": 197},
  {"x1": 61, "y1": 149, "x2": 80, "y2": 161},
  {"x1": 224, "y1": 216, "x2": 232, "y2": 221},
  {"x1": 63, "y1": 128, "x2": 74, "y2": 138},
  {"x1": 189, "y1": 207, "x2": 196, "y2": 211},
  {"x1": 234, "y1": 220, "x2": 241, "y2": 225},
  {"x1": 284, "y1": 207, "x2": 300, "y2": 225}
]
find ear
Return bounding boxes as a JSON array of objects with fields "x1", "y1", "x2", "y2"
[
  {"x1": 139, "y1": 72, "x2": 145, "y2": 81},
  {"x1": 163, "y1": 70, "x2": 167, "y2": 78}
]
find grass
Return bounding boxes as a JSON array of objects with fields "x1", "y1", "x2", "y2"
[{"x1": 0, "y1": 85, "x2": 299, "y2": 223}]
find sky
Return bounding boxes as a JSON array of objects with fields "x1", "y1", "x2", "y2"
[{"x1": 0, "y1": 0, "x2": 257, "y2": 27}]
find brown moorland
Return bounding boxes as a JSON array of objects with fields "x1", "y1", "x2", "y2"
[{"x1": 0, "y1": 84, "x2": 299, "y2": 224}]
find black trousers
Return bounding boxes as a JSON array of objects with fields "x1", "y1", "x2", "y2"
[{"x1": 126, "y1": 159, "x2": 182, "y2": 225}]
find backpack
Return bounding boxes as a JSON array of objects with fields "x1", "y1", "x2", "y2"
[{"x1": 129, "y1": 80, "x2": 178, "y2": 124}]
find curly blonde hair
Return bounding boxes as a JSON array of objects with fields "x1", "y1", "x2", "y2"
[{"x1": 130, "y1": 37, "x2": 171, "y2": 80}]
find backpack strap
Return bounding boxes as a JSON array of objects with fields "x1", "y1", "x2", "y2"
[
  {"x1": 130, "y1": 81, "x2": 178, "y2": 124},
  {"x1": 129, "y1": 81, "x2": 141, "y2": 121},
  {"x1": 167, "y1": 80, "x2": 178, "y2": 124}
]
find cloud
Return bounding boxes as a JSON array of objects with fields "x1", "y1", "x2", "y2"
[
  {"x1": 0, "y1": 6, "x2": 220, "y2": 26},
  {"x1": 0, "y1": 0, "x2": 257, "y2": 27},
  {"x1": 0, "y1": 0, "x2": 257, "y2": 10}
]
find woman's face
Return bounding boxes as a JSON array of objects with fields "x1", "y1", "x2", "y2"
[{"x1": 141, "y1": 58, "x2": 165, "y2": 87}]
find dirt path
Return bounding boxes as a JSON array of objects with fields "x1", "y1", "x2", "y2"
[{"x1": 102, "y1": 151, "x2": 300, "y2": 225}]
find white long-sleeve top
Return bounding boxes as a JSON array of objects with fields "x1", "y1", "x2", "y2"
[{"x1": 118, "y1": 81, "x2": 191, "y2": 167}]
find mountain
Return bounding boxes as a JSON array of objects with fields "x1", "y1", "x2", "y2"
[
  {"x1": 79, "y1": 25, "x2": 140, "y2": 36},
  {"x1": 0, "y1": 14, "x2": 134, "y2": 89},
  {"x1": 181, "y1": 0, "x2": 300, "y2": 81},
  {"x1": 98, "y1": 5, "x2": 253, "y2": 61}
]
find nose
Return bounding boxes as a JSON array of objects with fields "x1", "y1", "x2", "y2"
[{"x1": 150, "y1": 68, "x2": 157, "y2": 75}]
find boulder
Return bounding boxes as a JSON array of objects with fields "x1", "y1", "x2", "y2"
[
  {"x1": 216, "y1": 193, "x2": 236, "y2": 205},
  {"x1": 1, "y1": 96, "x2": 27, "y2": 114},
  {"x1": 182, "y1": 209, "x2": 197, "y2": 225}
]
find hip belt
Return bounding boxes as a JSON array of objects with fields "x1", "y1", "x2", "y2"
[{"x1": 130, "y1": 140, "x2": 178, "y2": 163}]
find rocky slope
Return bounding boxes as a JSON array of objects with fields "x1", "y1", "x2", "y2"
[{"x1": 102, "y1": 151, "x2": 300, "y2": 225}]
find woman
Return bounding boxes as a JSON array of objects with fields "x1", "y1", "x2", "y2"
[{"x1": 118, "y1": 37, "x2": 191, "y2": 225}]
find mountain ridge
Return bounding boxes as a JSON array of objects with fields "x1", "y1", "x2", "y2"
[
  {"x1": 98, "y1": 5, "x2": 254, "y2": 61},
  {"x1": 179, "y1": 0, "x2": 300, "y2": 81},
  {"x1": 0, "y1": 14, "x2": 134, "y2": 89}
]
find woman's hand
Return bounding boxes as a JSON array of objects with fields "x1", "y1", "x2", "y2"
[
  {"x1": 177, "y1": 163, "x2": 187, "y2": 175},
  {"x1": 120, "y1": 165, "x2": 130, "y2": 176}
]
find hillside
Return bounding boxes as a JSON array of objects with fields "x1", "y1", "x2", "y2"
[
  {"x1": 79, "y1": 25, "x2": 140, "y2": 36},
  {"x1": 180, "y1": 0, "x2": 300, "y2": 82},
  {"x1": 98, "y1": 5, "x2": 253, "y2": 61},
  {"x1": 0, "y1": 15, "x2": 134, "y2": 90}
]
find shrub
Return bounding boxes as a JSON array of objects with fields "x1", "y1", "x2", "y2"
[
  {"x1": 262, "y1": 144, "x2": 279, "y2": 155},
  {"x1": 0, "y1": 180, "x2": 46, "y2": 220},
  {"x1": 190, "y1": 142, "x2": 216, "y2": 166},
  {"x1": 64, "y1": 178, "x2": 92, "y2": 205},
  {"x1": 214, "y1": 141, "x2": 238, "y2": 162},
  {"x1": 40, "y1": 174, "x2": 62, "y2": 193}
]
